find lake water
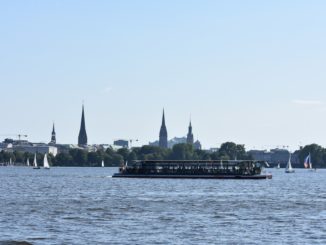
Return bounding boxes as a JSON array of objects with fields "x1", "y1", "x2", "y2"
[{"x1": 0, "y1": 167, "x2": 325, "y2": 244}]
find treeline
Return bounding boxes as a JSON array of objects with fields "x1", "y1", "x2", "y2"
[
  {"x1": 1, "y1": 142, "x2": 325, "y2": 168},
  {"x1": 295, "y1": 144, "x2": 326, "y2": 168},
  {"x1": 0, "y1": 142, "x2": 251, "y2": 167}
]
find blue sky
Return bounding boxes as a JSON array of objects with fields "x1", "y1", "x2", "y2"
[{"x1": 1, "y1": 0, "x2": 326, "y2": 150}]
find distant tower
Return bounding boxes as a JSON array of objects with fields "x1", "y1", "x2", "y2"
[
  {"x1": 194, "y1": 140, "x2": 202, "y2": 150},
  {"x1": 186, "y1": 120, "x2": 194, "y2": 145},
  {"x1": 49, "y1": 123, "x2": 56, "y2": 145},
  {"x1": 159, "y1": 109, "x2": 168, "y2": 148},
  {"x1": 78, "y1": 105, "x2": 88, "y2": 147}
]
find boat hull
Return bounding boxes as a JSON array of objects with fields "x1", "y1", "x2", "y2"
[
  {"x1": 285, "y1": 169, "x2": 295, "y2": 173},
  {"x1": 112, "y1": 173, "x2": 272, "y2": 179}
]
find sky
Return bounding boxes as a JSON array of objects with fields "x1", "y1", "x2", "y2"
[{"x1": 1, "y1": 0, "x2": 326, "y2": 151}]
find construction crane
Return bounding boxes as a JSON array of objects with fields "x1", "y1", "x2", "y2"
[
  {"x1": 129, "y1": 139, "x2": 139, "y2": 148},
  {"x1": 0, "y1": 134, "x2": 28, "y2": 141}
]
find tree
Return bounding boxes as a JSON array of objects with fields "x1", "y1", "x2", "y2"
[
  {"x1": 218, "y1": 142, "x2": 250, "y2": 160},
  {"x1": 117, "y1": 148, "x2": 130, "y2": 161},
  {"x1": 88, "y1": 152, "x2": 102, "y2": 166},
  {"x1": 54, "y1": 152, "x2": 73, "y2": 166},
  {"x1": 127, "y1": 151, "x2": 137, "y2": 163},
  {"x1": 75, "y1": 150, "x2": 88, "y2": 166},
  {"x1": 219, "y1": 142, "x2": 238, "y2": 160},
  {"x1": 48, "y1": 153, "x2": 55, "y2": 166},
  {"x1": 195, "y1": 149, "x2": 211, "y2": 160},
  {"x1": 111, "y1": 154, "x2": 124, "y2": 166},
  {"x1": 134, "y1": 145, "x2": 170, "y2": 161},
  {"x1": 106, "y1": 147, "x2": 115, "y2": 156},
  {"x1": 14, "y1": 151, "x2": 24, "y2": 164},
  {"x1": 298, "y1": 144, "x2": 325, "y2": 168},
  {"x1": 171, "y1": 144, "x2": 194, "y2": 160},
  {"x1": 69, "y1": 149, "x2": 88, "y2": 166}
]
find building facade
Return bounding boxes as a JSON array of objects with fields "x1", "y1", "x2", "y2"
[{"x1": 114, "y1": 139, "x2": 129, "y2": 148}]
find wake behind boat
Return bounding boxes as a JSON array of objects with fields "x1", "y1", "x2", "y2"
[{"x1": 113, "y1": 160, "x2": 272, "y2": 179}]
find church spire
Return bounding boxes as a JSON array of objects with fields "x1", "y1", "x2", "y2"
[
  {"x1": 49, "y1": 122, "x2": 56, "y2": 145},
  {"x1": 187, "y1": 118, "x2": 194, "y2": 145},
  {"x1": 162, "y1": 109, "x2": 166, "y2": 127},
  {"x1": 78, "y1": 104, "x2": 88, "y2": 147},
  {"x1": 159, "y1": 109, "x2": 168, "y2": 148}
]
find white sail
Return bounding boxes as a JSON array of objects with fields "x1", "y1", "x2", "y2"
[
  {"x1": 27, "y1": 158, "x2": 30, "y2": 167},
  {"x1": 43, "y1": 154, "x2": 50, "y2": 169},
  {"x1": 33, "y1": 154, "x2": 38, "y2": 167},
  {"x1": 101, "y1": 160, "x2": 104, "y2": 167},
  {"x1": 9, "y1": 158, "x2": 12, "y2": 166},
  {"x1": 277, "y1": 163, "x2": 280, "y2": 169},
  {"x1": 285, "y1": 153, "x2": 294, "y2": 173}
]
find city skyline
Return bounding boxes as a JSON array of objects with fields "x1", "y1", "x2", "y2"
[
  {"x1": 1, "y1": 1, "x2": 326, "y2": 150},
  {"x1": 0, "y1": 104, "x2": 317, "y2": 151}
]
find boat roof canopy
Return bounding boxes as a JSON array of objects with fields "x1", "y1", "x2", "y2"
[{"x1": 130, "y1": 160, "x2": 268, "y2": 167}]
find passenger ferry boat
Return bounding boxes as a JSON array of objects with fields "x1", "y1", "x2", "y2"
[{"x1": 113, "y1": 160, "x2": 272, "y2": 179}]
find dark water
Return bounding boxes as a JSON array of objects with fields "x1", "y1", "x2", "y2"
[{"x1": 0, "y1": 167, "x2": 325, "y2": 244}]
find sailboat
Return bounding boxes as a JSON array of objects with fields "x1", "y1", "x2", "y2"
[
  {"x1": 101, "y1": 160, "x2": 104, "y2": 167},
  {"x1": 9, "y1": 158, "x2": 13, "y2": 166},
  {"x1": 43, "y1": 154, "x2": 50, "y2": 169},
  {"x1": 277, "y1": 162, "x2": 280, "y2": 169},
  {"x1": 304, "y1": 153, "x2": 316, "y2": 171},
  {"x1": 33, "y1": 153, "x2": 40, "y2": 169},
  {"x1": 26, "y1": 158, "x2": 30, "y2": 167},
  {"x1": 285, "y1": 153, "x2": 295, "y2": 173}
]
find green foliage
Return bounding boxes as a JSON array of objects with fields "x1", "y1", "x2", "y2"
[
  {"x1": 171, "y1": 144, "x2": 194, "y2": 160},
  {"x1": 0, "y1": 142, "x2": 324, "y2": 167},
  {"x1": 54, "y1": 153, "x2": 73, "y2": 166},
  {"x1": 218, "y1": 142, "x2": 251, "y2": 160},
  {"x1": 117, "y1": 148, "x2": 130, "y2": 161},
  {"x1": 297, "y1": 144, "x2": 326, "y2": 168}
]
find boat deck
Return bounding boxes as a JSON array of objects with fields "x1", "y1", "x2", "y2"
[
  {"x1": 113, "y1": 160, "x2": 272, "y2": 180},
  {"x1": 112, "y1": 173, "x2": 272, "y2": 179}
]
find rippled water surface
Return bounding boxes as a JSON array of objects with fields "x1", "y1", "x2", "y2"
[{"x1": 0, "y1": 167, "x2": 325, "y2": 244}]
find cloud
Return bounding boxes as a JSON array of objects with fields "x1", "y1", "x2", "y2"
[{"x1": 292, "y1": 99, "x2": 323, "y2": 105}]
